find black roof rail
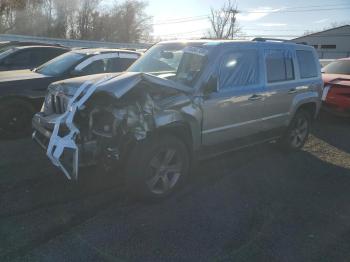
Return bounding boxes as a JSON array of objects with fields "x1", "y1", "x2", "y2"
[{"x1": 252, "y1": 37, "x2": 293, "y2": 43}]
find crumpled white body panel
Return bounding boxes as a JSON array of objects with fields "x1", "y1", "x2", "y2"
[{"x1": 46, "y1": 76, "x2": 114, "y2": 180}]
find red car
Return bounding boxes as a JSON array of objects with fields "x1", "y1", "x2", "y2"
[{"x1": 321, "y1": 57, "x2": 350, "y2": 116}]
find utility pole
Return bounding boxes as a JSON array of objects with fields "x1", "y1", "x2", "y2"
[{"x1": 229, "y1": 8, "x2": 238, "y2": 39}]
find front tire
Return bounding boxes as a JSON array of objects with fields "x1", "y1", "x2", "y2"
[
  {"x1": 125, "y1": 135, "x2": 190, "y2": 199},
  {"x1": 280, "y1": 110, "x2": 311, "y2": 151}
]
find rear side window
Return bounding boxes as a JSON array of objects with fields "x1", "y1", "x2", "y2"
[
  {"x1": 81, "y1": 59, "x2": 107, "y2": 75},
  {"x1": 106, "y1": 58, "x2": 136, "y2": 72},
  {"x1": 219, "y1": 49, "x2": 259, "y2": 90},
  {"x1": 43, "y1": 48, "x2": 67, "y2": 61},
  {"x1": 7, "y1": 50, "x2": 31, "y2": 66},
  {"x1": 296, "y1": 50, "x2": 318, "y2": 79},
  {"x1": 265, "y1": 50, "x2": 294, "y2": 83}
]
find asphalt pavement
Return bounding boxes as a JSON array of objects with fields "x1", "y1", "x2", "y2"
[{"x1": 1, "y1": 112, "x2": 350, "y2": 262}]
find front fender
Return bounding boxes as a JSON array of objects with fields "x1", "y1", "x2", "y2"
[{"x1": 154, "y1": 105, "x2": 202, "y2": 151}]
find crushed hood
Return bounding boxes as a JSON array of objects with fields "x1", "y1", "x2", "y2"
[{"x1": 51, "y1": 72, "x2": 193, "y2": 98}]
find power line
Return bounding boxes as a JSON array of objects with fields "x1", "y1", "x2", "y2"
[
  {"x1": 151, "y1": 17, "x2": 208, "y2": 26},
  {"x1": 152, "y1": 15, "x2": 208, "y2": 24},
  {"x1": 243, "y1": 7, "x2": 350, "y2": 14},
  {"x1": 151, "y1": 4, "x2": 350, "y2": 26}
]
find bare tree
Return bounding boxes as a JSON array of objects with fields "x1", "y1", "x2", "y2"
[
  {"x1": 110, "y1": 0, "x2": 152, "y2": 43},
  {"x1": 0, "y1": 0, "x2": 16, "y2": 33},
  {"x1": 0, "y1": 0, "x2": 152, "y2": 42},
  {"x1": 76, "y1": 0, "x2": 101, "y2": 40},
  {"x1": 53, "y1": 0, "x2": 78, "y2": 38},
  {"x1": 11, "y1": 0, "x2": 49, "y2": 36},
  {"x1": 208, "y1": 0, "x2": 240, "y2": 39}
]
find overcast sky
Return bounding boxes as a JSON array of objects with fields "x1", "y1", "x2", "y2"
[{"x1": 107, "y1": 0, "x2": 350, "y2": 39}]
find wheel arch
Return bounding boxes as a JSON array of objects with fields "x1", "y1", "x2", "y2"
[
  {"x1": 296, "y1": 102, "x2": 317, "y2": 119},
  {"x1": 290, "y1": 91, "x2": 321, "y2": 124},
  {"x1": 154, "y1": 121, "x2": 195, "y2": 158}
]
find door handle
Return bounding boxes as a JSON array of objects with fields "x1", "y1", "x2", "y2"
[
  {"x1": 248, "y1": 94, "x2": 263, "y2": 101},
  {"x1": 288, "y1": 89, "x2": 297, "y2": 94}
]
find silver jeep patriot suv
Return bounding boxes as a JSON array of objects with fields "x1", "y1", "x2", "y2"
[{"x1": 32, "y1": 39, "x2": 323, "y2": 198}]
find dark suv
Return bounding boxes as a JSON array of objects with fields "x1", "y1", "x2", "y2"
[
  {"x1": 0, "y1": 45, "x2": 69, "y2": 71},
  {"x1": 0, "y1": 48, "x2": 141, "y2": 138}
]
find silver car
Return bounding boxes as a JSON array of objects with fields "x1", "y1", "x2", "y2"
[{"x1": 32, "y1": 39, "x2": 323, "y2": 198}]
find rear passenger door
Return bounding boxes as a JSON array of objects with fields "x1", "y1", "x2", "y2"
[
  {"x1": 202, "y1": 48, "x2": 266, "y2": 146},
  {"x1": 262, "y1": 48, "x2": 298, "y2": 131}
]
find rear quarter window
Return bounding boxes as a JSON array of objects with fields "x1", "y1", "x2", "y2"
[
  {"x1": 296, "y1": 50, "x2": 318, "y2": 79},
  {"x1": 265, "y1": 49, "x2": 295, "y2": 83},
  {"x1": 106, "y1": 57, "x2": 137, "y2": 72}
]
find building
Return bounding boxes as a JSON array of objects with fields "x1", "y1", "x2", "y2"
[{"x1": 293, "y1": 25, "x2": 350, "y2": 59}]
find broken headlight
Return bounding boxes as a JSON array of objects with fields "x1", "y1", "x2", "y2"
[{"x1": 89, "y1": 108, "x2": 123, "y2": 138}]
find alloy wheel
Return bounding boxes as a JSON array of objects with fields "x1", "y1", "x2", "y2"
[
  {"x1": 146, "y1": 148, "x2": 183, "y2": 195},
  {"x1": 289, "y1": 116, "x2": 309, "y2": 148}
]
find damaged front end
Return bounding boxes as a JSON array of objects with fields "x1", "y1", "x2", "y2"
[{"x1": 36, "y1": 72, "x2": 199, "y2": 180}]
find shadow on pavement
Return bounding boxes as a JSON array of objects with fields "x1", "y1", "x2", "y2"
[{"x1": 312, "y1": 111, "x2": 350, "y2": 154}]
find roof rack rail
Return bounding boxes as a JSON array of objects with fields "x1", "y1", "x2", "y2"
[{"x1": 252, "y1": 37, "x2": 292, "y2": 43}]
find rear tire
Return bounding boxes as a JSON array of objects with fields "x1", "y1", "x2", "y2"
[
  {"x1": 0, "y1": 98, "x2": 36, "y2": 139},
  {"x1": 279, "y1": 110, "x2": 311, "y2": 151},
  {"x1": 125, "y1": 135, "x2": 190, "y2": 200}
]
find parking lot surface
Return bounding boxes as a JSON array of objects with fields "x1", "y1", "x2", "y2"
[{"x1": 1, "y1": 112, "x2": 350, "y2": 262}]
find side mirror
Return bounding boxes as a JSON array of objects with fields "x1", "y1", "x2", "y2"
[{"x1": 202, "y1": 76, "x2": 218, "y2": 96}]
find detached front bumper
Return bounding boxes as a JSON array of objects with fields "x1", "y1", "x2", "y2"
[
  {"x1": 32, "y1": 113, "x2": 57, "y2": 150},
  {"x1": 32, "y1": 112, "x2": 79, "y2": 179},
  {"x1": 32, "y1": 112, "x2": 98, "y2": 180}
]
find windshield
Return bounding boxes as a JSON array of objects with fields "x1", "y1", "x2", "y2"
[
  {"x1": 128, "y1": 43, "x2": 208, "y2": 86},
  {"x1": 36, "y1": 52, "x2": 85, "y2": 76},
  {"x1": 322, "y1": 60, "x2": 350, "y2": 75}
]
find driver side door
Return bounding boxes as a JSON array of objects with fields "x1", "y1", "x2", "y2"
[{"x1": 201, "y1": 48, "x2": 267, "y2": 148}]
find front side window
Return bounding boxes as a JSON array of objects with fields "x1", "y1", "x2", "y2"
[
  {"x1": 296, "y1": 50, "x2": 318, "y2": 79},
  {"x1": 32, "y1": 48, "x2": 67, "y2": 66},
  {"x1": 7, "y1": 50, "x2": 31, "y2": 66},
  {"x1": 219, "y1": 49, "x2": 259, "y2": 90},
  {"x1": 128, "y1": 43, "x2": 208, "y2": 87},
  {"x1": 265, "y1": 50, "x2": 295, "y2": 83},
  {"x1": 0, "y1": 48, "x2": 16, "y2": 60}
]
